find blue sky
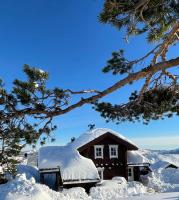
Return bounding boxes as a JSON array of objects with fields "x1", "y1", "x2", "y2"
[{"x1": 0, "y1": 0, "x2": 179, "y2": 150}]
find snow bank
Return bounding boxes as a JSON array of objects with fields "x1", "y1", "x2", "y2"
[
  {"x1": 141, "y1": 171, "x2": 179, "y2": 193},
  {"x1": 90, "y1": 179, "x2": 148, "y2": 200},
  {"x1": 160, "y1": 168, "x2": 179, "y2": 184},
  {"x1": 127, "y1": 151, "x2": 150, "y2": 165},
  {"x1": 17, "y1": 165, "x2": 39, "y2": 182},
  {"x1": 0, "y1": 173, "x2": 91, "y2": 200},
  {"x1": 129, "y1": 149, "x2": 179, "y2": 194},
  {"x1": 0, "y1": 173, "x2": 52, "y2": 200},
  {"x1": 68, "y1": 128, "x2": 138, "y2": 150},
  {"x1": 38, "y1": 146, "x2": 99, "y2": 182},
  {"x1": 125, "y1": 192, "x2": 179, "y2": 200},
  {"x1": 62, "y1": 187, "x2": 91, "y2": 199}
]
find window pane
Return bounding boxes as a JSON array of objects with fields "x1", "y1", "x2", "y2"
[
  {"x1": 110, "y1": 146, "x2": 118, "y2": 157},
  {"x1": 111, "y1": 147, "x2": 116, "y2": 156},
  {"x1": 128, "y1": 168, "x2": 132, "y2": 176},
  {"x1": 96, "y1": 148, "x2": 101, "y2": 156}
]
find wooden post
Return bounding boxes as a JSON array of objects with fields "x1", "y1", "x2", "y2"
[
  {"x1": 124, "y1": 149, "x2": 128, "y2": 181},
  {"x1": 40, "y1": 173, "x2": 44, "y2": 184},
  {"x1": 56, "y1": 168, "x2": 63, "y2": 191}
]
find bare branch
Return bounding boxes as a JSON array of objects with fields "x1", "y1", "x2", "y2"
[
  {"x1": 64, "y1": 89, "x2": 101, "y2": 95},
  {"x1": 55, "y1": 57, "x2": 179, "y2": 117},
  {"x1": 133, "y1": 44, "x2": 161, "y2": 64},
  {"x1": 152, "y1": 23, "x2": 179, "y2": 64},
  {"x1": 162, "y1": 70, "x2": 177, "y2": 83},
  {"x1": 138, "y1": 74, "x2": 152, "y2": 102}
]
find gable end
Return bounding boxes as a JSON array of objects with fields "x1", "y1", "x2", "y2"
[{"x1": 78, "y1": 132, "x2": 138, "y2": 152}]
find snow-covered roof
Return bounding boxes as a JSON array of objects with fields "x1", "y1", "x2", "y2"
[
  {"x1": 151, "y1": 154, "x2": 179, "y2": 171},
  {"x1": 127, "y1": 151, "x2": 150, "y2": 166},
  {"x1": 68, "y1": 128, "x2": 138, "y2": 150},
  {"x1": 38, "y1": 146, "x2": 99, "y2": 182}
]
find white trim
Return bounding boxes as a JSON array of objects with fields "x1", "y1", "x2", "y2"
[
  {"x1": 109, "y1": 145, "x2": 118, "y2": 159},
  {"x1": 97, "y1": 167, "x2": 104, "y2": 180},
  {"x1": 63, "y1": 179, "x2": 99, "y2": 184},
  {"x1": 39, "y1": 169, "x2": 59, "y2": 173},
  {"x1": 94, "y1": 145, "x2": 104, "y2": 159}
]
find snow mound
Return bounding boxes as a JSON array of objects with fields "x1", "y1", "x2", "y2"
[
  {"x1": 38, "y1": 146, "x2": 99, "y2": 182},
  {"x1": 0, "y1": 173, "x2": 91, "y2": 200},
  {"x1": 112, "y1": 176, "x2": 127, "y2": 184},
  {"x1": 141, "y1": 170, "x2": 179, "y2": 193},
  {"x1": 68, "y1": 128, "x2": 138, "y2": 150},
  {"x1": 17, "y1": 165, "x2": 39, "y2": 182},
  {"x1": 160, "y1": 168, "x2": 179, "y2": 184},
  {"x1": 0, "y1": 173, "x2": 52, "y2": 200},
  {"x1": 90, "y1": 180, "x2": 148, "y2": 200},
  {"x1": 62, "y1": 187, "x2": 91, "y2": 199}
]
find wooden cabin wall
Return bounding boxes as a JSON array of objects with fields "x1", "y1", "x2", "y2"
[
  {"x1": 79, "y1": 135, "x2": 128, "y2": 180},
  {"x1": 40, "y1": 171, "x2": 63, "y2": 191},
  {"x1": 133, "y1": 167, "x2": 140, "y2": 181}
]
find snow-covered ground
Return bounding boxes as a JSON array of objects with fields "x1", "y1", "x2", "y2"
[
  {"x1": 0, "y1": 148, "x2": 179, "y2": 200},
  {"x1": 125, "y1": 192, "x2": 179, "y2": 200}
]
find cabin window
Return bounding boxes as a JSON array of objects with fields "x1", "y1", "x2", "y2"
[
  {"x1": 109, "y1": 145, "x2": 118, "y2": 158},
  {"x1": 128, "y1": 167, "x2": 134, "y2": 181},
  {"x1": 94, "y1": 145, "x2": 104, "y2": 159},
  {"x1": 128, "y1": 168, "x2": 132, "y2": 176}
]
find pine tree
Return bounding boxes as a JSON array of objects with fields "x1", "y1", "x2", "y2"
[
  {"x1": 94, "y1": 0, "x2": 179, "y2": 124},
  {"x1": 0, "y1": 1, "x2": 179, "y2": 181}
]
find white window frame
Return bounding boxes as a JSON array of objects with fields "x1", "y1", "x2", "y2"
[
  {"x1": 94, "y1": 145, "x2": 104, "y2": 159},
  {"x1": 109, "y1": 145, "x2": 118, "y2": 159},
  {"x1": 128, "y1": 166, "x2": 134, "y2": 181}
]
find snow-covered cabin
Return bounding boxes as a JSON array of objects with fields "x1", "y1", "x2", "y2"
[
  {"x1": 151, "y1": 154, "x2": 179, "y2": 172},
  {"x1": 38, "y1": 146, "x2": 99, "y2": 190},
  {"x1": 38, "y1": 128, "x2": 150, "y2": 190},
  {"x1": 67, "y1": 128, "x2": 150, "y2": 182}
]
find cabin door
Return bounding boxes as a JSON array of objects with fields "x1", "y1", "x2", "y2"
[{"x1": 128, "y1": 167, "x2": 134, "y2": 181}]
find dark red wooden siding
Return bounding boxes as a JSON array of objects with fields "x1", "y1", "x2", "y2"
[{"x1": 79, "y1": 134, "x2": 128, "y2": 180}]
